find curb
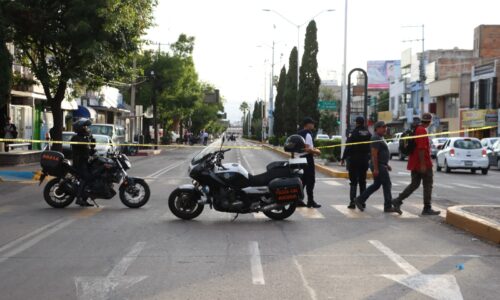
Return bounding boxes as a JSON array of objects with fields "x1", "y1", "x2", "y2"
[
  {"x1": 446, "y1": 205, "x2": 500, "y2": 244},
  {"x1": 261, "y1": 144, "x2": 373, "y2": 179}
]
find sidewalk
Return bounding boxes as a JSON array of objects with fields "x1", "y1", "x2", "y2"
[{"x1": 447, "y1": 205, "x2": 500, "y2": 244}]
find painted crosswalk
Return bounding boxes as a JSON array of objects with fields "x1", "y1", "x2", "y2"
[
  {"x1": 331, "y1": 205, "x2": 371, "y2": 218},
  {"x1": 296, "y1": 207, "x2": 325, "y2": 219},
  {"x1": 320, "y1": 179, "x2": 499, "y2": 191},
  {"x1": 372, "y1": 205, "x2": 419, "y2": 219}
]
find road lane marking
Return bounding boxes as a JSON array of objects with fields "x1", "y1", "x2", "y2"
[
  {"x1": 434, "y1": 183, "x2": 453, "y2": 188},
  {"x1": 373, "y1": 205, "x2": 419, "y2": 219},
  {"x1": 0, "y1": 218, "x2": 75, "y2": 264},
  {"x1": 409, "y1": 203, "x2": 446, "y2": 218},
  {"x1": 241, "y1": 153, "x2": 255, "y2": 175},
  {"x1": 398, "y1": 172, "x2": 411, "y2": 176},
  {"x1": 481, "y1": 184, "x2": 500, "y2": 189},
  {"x1": 75, "y1": 242, "x2": 148, "y2": 300},
  {"x1": 452, "y1": 183, "x2": 480, "y2": 189},
  {"x1": 253, "y1": 212, "x2": 268, "y2": 219},
  {"x1": 369, "y1": 240, "x2": 464, "y2": 300},
  {"x1": 296, "y1": 207, "x2": 325, "y2": 219},
  {"x1": 397, "y1": 181, "x2": 410, "y2": 185},
  {"x1": 331, "y1": 205, "x2": 371, "y2": 218},
  {"x1": 73, "y1": 207, "x2": 104, "y2": 219},
  {"x1": 147, "y1": 161, "x2": 187, "y2": 178},
  {"x1": 293, "y1": 257, "x2": 317, "y2": 300},
  {"x1": 323, "y1": 180, "x2": 342, "y2": 187},
  {"x1": 249, "y1": 241, "x2": 265, "y2": 285}
]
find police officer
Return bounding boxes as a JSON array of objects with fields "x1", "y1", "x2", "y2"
[
  {"x1": 297, "y1": 117, "x2": 322, "y2": 208},
  {"x1": 71, "y1": 118, "x2": 96, "y2": 207},
  {"x1": 341, "y1": 116, "x2": 372, "y2": 209}
]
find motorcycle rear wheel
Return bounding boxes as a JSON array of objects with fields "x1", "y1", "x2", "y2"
[
  {"x1": 43, "y1": 178, "x2": 75, "y2": 208},
  {"x1": 263, "y1": 202, "x2": 297, "y2": 220},
  {"x1": 168, "y1": 190, "x2": 204, "y2": 220}
]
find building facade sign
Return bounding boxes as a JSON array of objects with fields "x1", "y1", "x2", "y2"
[{"x1": 461, "y1": 109, "x2": 498, "y2": 128}]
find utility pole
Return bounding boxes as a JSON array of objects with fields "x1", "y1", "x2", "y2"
[
  {"x1": 151, "y1": 71, "x2": 158, "y2": 150},
  {"x1": 269, "y1": 39, "x2": 275, "y2": 137},
  {"x1": 402, "y1": 24, "x2": 426, "y2": 118},
  {"x1": 130, "y1": 58, "x2": 137, "y2": 143},
  {"x1": 340, "y1": 0, "x2": 349, "y2": 155}
]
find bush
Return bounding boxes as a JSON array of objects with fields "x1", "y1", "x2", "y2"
[
  {"x1": 315, "y1": 139, "x2": 341, "y2": 162},
  {"x1": 268, "y1": 136, "x2": 279, "y2": 146}
]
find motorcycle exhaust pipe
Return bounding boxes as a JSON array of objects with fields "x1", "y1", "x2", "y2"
[{"x1": 260, "y1": 203, "x2": 279, "y2": 212}]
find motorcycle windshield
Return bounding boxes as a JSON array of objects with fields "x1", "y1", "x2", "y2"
[{"x1": 191, "y1": 147, "x2": 215, "y2": 164}]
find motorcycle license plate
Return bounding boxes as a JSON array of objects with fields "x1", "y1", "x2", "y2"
[{"x1": 274, "y1": 187, "x2": 300, "y2": 201}]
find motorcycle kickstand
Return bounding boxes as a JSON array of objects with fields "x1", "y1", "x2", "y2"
[
  {"x1": 231, "y1": 213, "x2": 239, "y2": 222},
  {"x1": 91, "y1": 199, "x2": 100, "y2": 208}
]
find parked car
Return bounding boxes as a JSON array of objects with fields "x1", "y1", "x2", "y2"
[
  {"x1": 315, "y1": 134, "x2": 330, "y2": 141},
  {"x1": 89, "y1": 124, "x2": 126, "y2": 150},
  {"x1": 436, "y1": 137, "x2": 489, "y2": 174},
  {"x1": 481, "y1": 137, "x2": 499, "y2": 150},
  {"x1": 431, "y1": 138, "x2": 448, "y2": 158},
  {"x1": 487, "y1": 140, "x2": 500, "y2": 169},
  {"x1": 387, "y1": 132, "x2": 405, "y2": 160},
  {"x1": 61, "y1": 131, "x2": 76, "y2": 158},
  {"x1": 330, "y1": 135, "x2": 342, "y2": 141},
  {"x1": 93, "y1": 134, "x2": 115, "y2": 156}
]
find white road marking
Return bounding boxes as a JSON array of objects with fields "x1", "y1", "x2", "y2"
[
  {"x1": 409, "y1": 203, "x2": 446, "y2": 218},
  {"x1": 323, "y1": 180, "x2": 342, "y2": 187},
  {"x1": 296, "y1": 207, "x2": 325, "y2": 219},
  {"x1": 241, "y1": 152, "x2": 255, "y2": 174},
  {"x1": 331, "y1": 205, "x2": 371, "y2": 218},
  {"x1": 452, "y1": 183, "x2": 480, "y2": 189},
  {"x1": 293, "y1": 257, "x2": 318, "y2": 300},
  {"x1": 370, "y1": 240, "x2": 464, "y2": 300},
  {"x1": 75, "y1": 242, "x2": 148, "y2": 300},
  {"x1": 373, "y1": 205, "x2": 419, "y2": 219},
  {"x1": 397, "y1": 181, "x2": 411, "y2": 185},
  {"x1": 249, "y1": 241, "x2": 265, "y2": 285},
  {"x1": 481, "y1": 184, "x2": 500, "y2": 189},
  {"x1": 398, "y1": 172, "x2": 411, "y2": 176},
  {"x1": 147, "y1": 161, "x2": 186, "y2": 178},
  {"x1": 0, "y1": 218, "x2": 75, "y2": 264},
  {"x1": 434, "y1": 183, "x2": 453, "y2": 189},
  {"x1": 253, "y1": 212, "x2": 268, "y2": 219}
]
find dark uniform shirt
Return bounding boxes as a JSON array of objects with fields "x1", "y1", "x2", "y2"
[
  {"x1": 371, "y1": 133, "x2": 390, "y2": 166},
  {"x1": 342, "y1": 126, "x2": 372, "y2": 161},
  {"x1": 71, "y1": 134, "x2": 94, "y2": 167}
]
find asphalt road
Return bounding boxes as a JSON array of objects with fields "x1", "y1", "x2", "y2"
[{"x1": 0, "y1": 140, "x2": 499, "y2": 300}]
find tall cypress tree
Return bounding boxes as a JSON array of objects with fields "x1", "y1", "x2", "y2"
[
  {"x1": 298, "y1": 20, "x2": 321, "y2": 123},
  {"x1": 273, "y1": 66, "x2": 286, "y2": 137},
  {"x1": 283, "y1": 47, "x2": 298, "y2": 136}
]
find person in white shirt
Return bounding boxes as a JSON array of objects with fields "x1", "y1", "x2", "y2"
[{"x1": 297, "y1": 117, "x2": 322, "y2": 208}]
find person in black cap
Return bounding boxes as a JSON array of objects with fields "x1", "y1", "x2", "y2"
[
  {"x1": 354, "y1": 121, "x2": 397, "y2": 213},
  {"x1": 341, "y1": 116, "x2": 372, "y2": 209},
  {"x1": 297, "y1": 117, "x2": 322, "y2": 208}
]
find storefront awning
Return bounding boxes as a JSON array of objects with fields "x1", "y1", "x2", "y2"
[
  {"x1": 73, "y1": 106, "x2": 97, "y2": 120},
  {"x1": 11, "y1": 90, "x2": 47, "y2": 100}
]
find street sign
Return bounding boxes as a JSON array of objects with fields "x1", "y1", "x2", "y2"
[{"x1": 317, "y1": 100, "x2": 337, "y2": 110}]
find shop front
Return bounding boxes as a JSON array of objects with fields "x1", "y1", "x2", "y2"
[{"x1": 460, "y1": 109, "x2": 498, "y2": 138}]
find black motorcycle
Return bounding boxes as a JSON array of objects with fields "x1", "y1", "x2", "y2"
[
  {"x1": 168, "y1": 140, "x2": 307, "y2": 220},
  {"x1": 39, "y1": 151, "x2": 150, "y2": 208}
]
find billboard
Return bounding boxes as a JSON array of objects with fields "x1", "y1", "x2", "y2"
[{"x1": 367, "y1": 60, "x2": 401, "y2": 89}]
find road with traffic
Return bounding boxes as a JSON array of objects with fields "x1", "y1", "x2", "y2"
[{"x1": 0, "y1": 140, "x2": 499, "y2": 299}]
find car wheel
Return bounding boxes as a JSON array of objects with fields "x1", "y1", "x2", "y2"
[
  {"x1": 444, "y1": 160, "x2": 451, "y2": 173},
  {"x1": 497, "y1": 159, "x2": 500, "y2": 170},
  {"x1": 436, "y1": 159, "x2": 442, "y2": 172},
  {"x1": 481, "y1": 168, "x2": 489, "y2": 175}
]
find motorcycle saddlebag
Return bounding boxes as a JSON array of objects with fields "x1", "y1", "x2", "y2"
[
  {"x1": 269, "y1": 177, "x2": 304, "y2": 203},
  {"x1": 40, "y1": 151, "x2": 65, "y2": 177}
]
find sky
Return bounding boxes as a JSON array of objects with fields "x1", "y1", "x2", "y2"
[{"x1": 146, "y1": 0, "x2": 500, "y2": 122}]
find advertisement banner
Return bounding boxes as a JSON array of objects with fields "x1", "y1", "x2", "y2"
[
  {"x1": 367, "y1": 60, "x2": 401, "y2": 89},
  {"x1": 461, "y1": 109, "x2": 498, "y2": 128}
]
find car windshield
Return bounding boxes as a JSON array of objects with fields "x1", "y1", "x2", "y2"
[
  {"x1": 94, "y1": 135, "x2": 109, "y2": 144},
  {"x1": 89, "y1": 125, "x2": 113, "y2": 137},
  {"x1": 454, "y1": 139, "x2": 481, "y2": 149}
]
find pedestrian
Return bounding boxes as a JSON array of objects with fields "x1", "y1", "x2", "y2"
[
  {"x1": 297, "y1": 117, "x2": 322, "y2": 208},
  {"x1": 392, "y1": 113, "x2": 440, "y2": 216},
  {"x1": 2, "y1": 117, "x2": 18, "y2": 152},
  {"x1": 203, "y1": 130, "x2": 209, "y2": 146},
  {"x1": 341, "y1": 116, "x2": 372, "y2": 209},
  {"x1": 354, "y1": 121, "x2": 397, "y2": 213}
]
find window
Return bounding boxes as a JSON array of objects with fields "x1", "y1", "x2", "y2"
[{"x1": 454, "y1": 139, "x2": 481, "y2": 149}]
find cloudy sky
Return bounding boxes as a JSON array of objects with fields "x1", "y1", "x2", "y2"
[{"x1": 146, "y1": 0, "x2": 500, "y2": 122}]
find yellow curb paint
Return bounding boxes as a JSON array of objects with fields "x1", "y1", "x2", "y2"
[{"x1": 446, "y1": 205, "x2": 500, "y2": 244}]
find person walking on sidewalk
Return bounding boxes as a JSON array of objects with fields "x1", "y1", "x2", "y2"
[
  {"x1": 354, "y1": 121, "x2": 397, "y2": 213},
  {"x1": 392, "y1": 113, "x2": 440, "y2": 216},
  {"x1": 297, "y1": 117, "x2": 322, "y2": 208},
  {"x1": 341, "y1": 116, "x2": 372, "y2": 209}
]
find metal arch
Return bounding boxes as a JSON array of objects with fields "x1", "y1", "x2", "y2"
[{"x1": 347, "y1": 68, "x2": 368, "y2": 134}]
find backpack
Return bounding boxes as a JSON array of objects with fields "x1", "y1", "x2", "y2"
[{"x1": 399, "y1": 128, "x2": 416, "y2": 156}]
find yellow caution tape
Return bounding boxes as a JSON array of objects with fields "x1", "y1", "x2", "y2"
[{"x1": 0, "y1": 125, "x2": 497, "y2": 151}]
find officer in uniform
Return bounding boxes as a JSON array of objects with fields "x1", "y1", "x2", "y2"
[
  {"x1": 341, "y1": 116, "x2": 372, "y2": 209},
  {"x1": 71, "y1": 118, "x2": 96, "y2": 207},
  {"x1": 297, "y1": 117, "x2": 322, "y2": 208}
]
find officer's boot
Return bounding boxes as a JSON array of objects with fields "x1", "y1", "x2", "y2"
[{"x1": 348, "y1": 185, "x2": 357, "y2": 209}]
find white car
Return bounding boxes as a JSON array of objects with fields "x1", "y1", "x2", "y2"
[
  {"x1": 387, "y1": 132, "x2": 404, "y2": 160},
  {"x1": 330, "y1": 135, "x2": 342, "y2": 141},
  {"x1": 481, "y1": 137, "x2": 499, "y2": 150},
  {"x1": 93, "y1": 134, "x2": 115, "y2": 156},
  {"x1": 315, "y1": 134, "x2": 330, "y2": 140},
  {"x1": 436, "y1": 137, "x2": 489, "y2": 174}
]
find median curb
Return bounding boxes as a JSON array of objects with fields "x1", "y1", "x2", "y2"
[
  {"x1": 261, "y1": 144, "x2": 373, "y2": 180},
  {"x1": 0, "y1": 170, "x2": 38, "y2": 183},
  {"x1": 446, "y1": 205, "x2": 500, "y2": 244}
]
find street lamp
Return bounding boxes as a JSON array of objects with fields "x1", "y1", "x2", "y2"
[{"x1": 262, "y1": 9, "x2": 335, "y2": 91}]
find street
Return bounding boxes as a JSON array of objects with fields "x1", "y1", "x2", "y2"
[{"x1": 0, "y1": 141, "x2": 499, "y2": 300}]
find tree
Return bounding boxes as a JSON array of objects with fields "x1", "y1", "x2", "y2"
[
  {"x1": 320, "y1": 111, "x2": 338, "y2": 136},
  {"x1": 0, "y1": 14, "x2": 12, "y2": 124},
  {"x1": 273, "y1": 66, "x2": 286, "y2": 138},
  {"x1": 377, "y1": 91, "x2": 390, "y2": 112},
  {"x1": 283, "y1": 47, "x2": 298, "y2": 135},
  {"x1": 0, "y1": 0, "x2": 156, "y2": 150},
  {"x1": 251, "y1": 100, "x2": 263, "y2": 140},
  {"x1": 240, "y1": 101, "x2": 249, "y2": 121},
  {"x1": 298, "y1": 20, "x2": 321, "y2": 124}
]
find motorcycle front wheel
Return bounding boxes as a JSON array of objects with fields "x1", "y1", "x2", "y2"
[
  {"x1": 168, "y1": 189, "x2": 204, "y2": 220},
  {"x1": 263, "y1": 201, "x2": 297, "y2": 220},
  {"x1": 119, "y1": 179, "x2": 150, "y2": 208},
  {"x1": 43, "y1": 178, "x2": 75, "y2": 208}
]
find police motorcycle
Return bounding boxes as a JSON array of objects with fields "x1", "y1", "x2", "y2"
[
  {"x1": 168, "y1": 134, "x2": 308, "y2": 220},
  {"x1": 39, "y1": 150, "x2": 150, "y2": 208}
]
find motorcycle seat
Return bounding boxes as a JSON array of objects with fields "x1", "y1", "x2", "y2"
[{"x1": 248, "y1": 167, "x2": 291, "y2": 187}]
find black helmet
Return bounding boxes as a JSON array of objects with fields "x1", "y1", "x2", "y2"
[
  {"x1": 284, "y1": 135, "x2": 306, "y2": 153},
  {"x1": 73, "y1": 118, "x2": 92, "y2": 135}
]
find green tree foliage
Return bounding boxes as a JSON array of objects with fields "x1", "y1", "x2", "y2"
[
  {"x1": 0, "y1": 15, "x2": 12, "y2": 121},
  {"x1": 240, "y1": 101, "x2": 249, "y2": 136},
  {"x1": 273, "y1": 66, "x2": 286, "y2": 138},
  {"x1": 377, "y1": 91, "x2": 389, "y2": 112},
  {"x1": 283, "y1": 47, "x2": 298, "y2": 135},
  {"x1": 319, "y1": 111, "x2": 338, "y2": 136},
  {"x1": 0, "y1": 0, "x2": 156, "y2": 150},
  {"x1": 251, "y1": 100, "x2": 263, "y2": 140},
  {"x1": 298, "y1": 21, "x2": 321, "y2": 124}
]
